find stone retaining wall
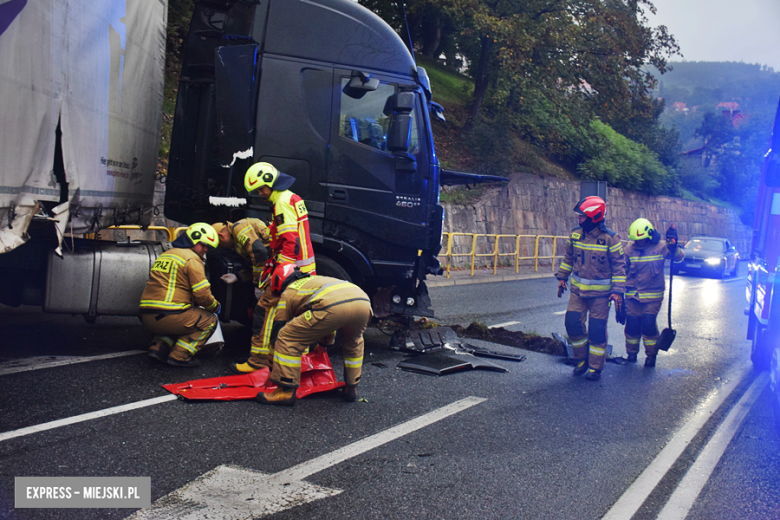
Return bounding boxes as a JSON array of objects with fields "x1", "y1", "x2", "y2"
[{"x1": 441, "y1": 173, "x2": 753, "y2": 269}]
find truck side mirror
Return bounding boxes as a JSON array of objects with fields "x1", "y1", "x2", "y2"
[
  {"x1": 343, "y1": 72, "x2": 379, "y2": 100},
  {"x1": 385, "y1": 92, "x2": 415, "y2": 153},
  {"x1": 766, "y1": 158, "x2": 780, "y2": 187}
]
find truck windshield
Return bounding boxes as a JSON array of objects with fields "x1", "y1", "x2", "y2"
[
  {"x1": 688, "y1": 239, "x2": 725, "y2": 252},
  {"x1": 339, "y1": 79, "x2": 420, "y2": 157}
]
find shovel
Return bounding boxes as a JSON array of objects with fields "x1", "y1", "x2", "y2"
[{"x1": 656, "y1": 246, "x2": 677, "y2": 351}]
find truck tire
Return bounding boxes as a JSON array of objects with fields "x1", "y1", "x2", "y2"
[
  {"x1": 751, "y1": 322, "x2": 773, "y2": 371},
  {"x1": 315, "y1": 255, "x2": 352, "y2": 282}
]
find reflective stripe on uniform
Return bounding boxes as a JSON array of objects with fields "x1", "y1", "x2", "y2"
[
  {"x1": 571, "y1": 274, "x2": 611, "y2": 291},
  {"x1": 628, "y1": 255, "x2": 664, "y2": 263},
  {"x1": 310, "y1": 282, "x2": 353, "y2": 302},
  {"x1": 571, "y1": 338, "x2": 588, "y2": 348},
  {"x1": 175, "y1": 323, "x2": 215, "y2": 354},
  {"x1": 344, "y1": 356, "x2": 363, "y2": 367},
  {"x1": 560, "y1": 262, "x2": 572, "y2": 272},
  {"x1": 589, "y1": 345, "x2": 606, "y2": 356},
  {"x1": 626, "y1": 290, "x2": 664, "y2": 300},
  {"x1": 626, "y1": 338, "x2": 640, "y2": 344},
  {"x1": 611, "y1": 276, "x2": 626, "y2": 283},
  {"x1": 644, "y1": 339, "x2": 657, "y2": 346},
  {"x1": 609, "y1": 243, "x2": 623, "y2": 253},
  {"x1": 192, "y1": 279, "x2": 211, "y2": 292},
  {"x1": 574, "y1": 242, "x2": 608, "y2": 252},
  {"x1": 274, "y1": 351, "x2": 302, "y2": 367},
  {"x1": 140, "y1": 300, "x2": 190, "y2": 311}
]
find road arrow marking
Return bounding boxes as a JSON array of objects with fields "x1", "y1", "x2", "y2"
[{"x1": 128, "y1": 396, "x2": 487, "y2": 519}]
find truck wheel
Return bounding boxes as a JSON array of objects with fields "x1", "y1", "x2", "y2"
[
  {"x1": 315, "y1": 256, "x2": 352, "y2": 282},
  {"x1": 752, "y1": 323, "x2": 772, "y2": 371}
]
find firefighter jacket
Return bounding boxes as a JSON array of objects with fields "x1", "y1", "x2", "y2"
[
  {"x1": 228, "y1": 218, "x2": 271, "y2": 284},
  {"x1": 139, "y1": 248, "x2": 220, "y2": 314},
  {"x1": 267, "y1": 189, "x2": 316, "y2": 276},
  {"x1": 624, "y1": 239, "x2": 685, "y2": 303},
  {"x1": 556, "y1": 225, "x2": 626, "y2": 298},
  {"x1": 271, "y1": 276, "x2": 371, "y2": 327}
]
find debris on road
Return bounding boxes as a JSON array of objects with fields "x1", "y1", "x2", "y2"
[{"x1": 450, "y1": 322, "x2": 566, "y2": 356}]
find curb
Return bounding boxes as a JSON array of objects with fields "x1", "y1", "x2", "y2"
[{"x1": 427, "y1": 272, "x2": 556, "y2": 288}]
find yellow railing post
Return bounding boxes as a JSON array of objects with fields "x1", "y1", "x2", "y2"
[
  {"x1": 470, "y1": 234, "x2": 477, "y2": 276},
  {"x1": 552, "y1": 237, "x2": 557, "y2": 272},
  {"x1": 534, "y1": 236, "x2": 540, "y2": 272},
  {"x1": 445, "y1": 233, "x2": 452, "y2": 278},
  {"x1": 515, "y1": 235, "x2": 520, "y2": 273},
  {"x1": 492, "y1": 235, "x2": 499, "y2": 275}
]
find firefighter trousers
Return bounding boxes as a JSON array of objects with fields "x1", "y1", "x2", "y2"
[
  {"x1": 624, "y1": 298, "x2": 663, "y2": 356},
  {"x1": 141, "y1": 308, "x2": 217, "y2": 361},
  {"x1": 270, "y1": 300, "x2": 372, "y2": 388},
  {"x1": 248, "y1": 286, "x2": 281, "y2": 368},
  {"x1": 564, "y1": 292, "x2": 610, "y2": 370}
]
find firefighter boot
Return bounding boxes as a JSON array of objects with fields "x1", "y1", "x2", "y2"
[
  {"x1": 230, "y1": 362, "x2": 263, "y2": 374},
  {"x1": 573, "y1": 359, "x2": 588, "y2": 376},
  {"x1": 167, "y1": 357, "x2": 201, "y2": 368},
  {"x1": 343, "y1": 384, "x2": 358, "y2": 403},
  {"x1": 645, "y1": 354, "x2": 657, "y2": 368},
  {"x1": 626, "y1": 352, "x2": 638, "y2": 363},
  {"x1": 256, "y1": 385, "x2": 297, "y2": 406},
  {"x1": 584, "y1": 368, "x2": 602, "y2": 381}
]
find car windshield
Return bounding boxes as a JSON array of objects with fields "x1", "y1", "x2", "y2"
[{"x1": 688, "y1": 239, "x2": 724, "y2": 252}]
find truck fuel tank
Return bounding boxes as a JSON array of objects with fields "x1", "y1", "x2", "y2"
[{"x1": 44, "y1": 240, "x2": 165, "y2": 318}]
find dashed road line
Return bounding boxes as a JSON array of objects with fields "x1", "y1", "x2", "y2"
[
  {"x1": 0, "y1": 395, "x2": 178, "y2": 443},
  {"x1": 0, "y1": 351, "x2": 145, "y2": 376},
  {"x1": 490, "y1": 321, "x2": 520, "y2": 329}
]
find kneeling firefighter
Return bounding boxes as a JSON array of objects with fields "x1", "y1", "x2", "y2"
[
  {"x1": 139, "y1": 223, "x2": 221, "y2": 367},
  {"x1": 556, "y1": 196, "x2": 626, "y2": 381},
  {"x1": 257, "y1": 265, "x2": 373, "y2": 406},
  {"x1": 212, "y1": 219, "x2": 271, "y2": 287},
  {"x1": 623, "y1": 219, "x2": 684, "y2": 367}
]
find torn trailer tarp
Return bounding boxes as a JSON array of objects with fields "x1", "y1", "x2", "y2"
[
  {"x1": 0, "y1": 0, "x2": 166, "y2": 253},
  {"x1": 162, "y1": 350, "x2": 345, "y2": 401}
]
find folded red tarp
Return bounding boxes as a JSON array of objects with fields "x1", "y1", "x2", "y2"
[{"x1": 162, "y1": 349, "x2": 345, "y2": 401}]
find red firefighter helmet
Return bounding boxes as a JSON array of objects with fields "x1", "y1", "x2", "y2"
[
  {"x1": 573, "y1": 196, "x2": 606, "y2": 223},
  {"x1": 270, "y1": 264, "x2": 309, "y2": 295}
]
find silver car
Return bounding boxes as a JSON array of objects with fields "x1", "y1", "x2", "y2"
[{"x1": 672, "y1": 237, "x2": 740, "y2": 278}]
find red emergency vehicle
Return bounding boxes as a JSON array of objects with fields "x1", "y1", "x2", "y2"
[{"x1": 746, "y1": 98, "x2": 780, "y2": 396}]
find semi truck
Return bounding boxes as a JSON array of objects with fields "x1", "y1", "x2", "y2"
[
  {"x1": 746, "y1": 96, "x2": 780, "y2": 417},
  {"x1": 0, "y1": 0, "x2": 498, "y2": 323}
]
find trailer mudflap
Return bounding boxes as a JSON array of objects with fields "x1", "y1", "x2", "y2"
[{"x1": 162, "y1": 350, "x2": 344, "y2": 401}]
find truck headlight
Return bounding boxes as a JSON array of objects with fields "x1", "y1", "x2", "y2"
[{"x1": 705, "y1": 258, "x2": 722, "y2": 265}]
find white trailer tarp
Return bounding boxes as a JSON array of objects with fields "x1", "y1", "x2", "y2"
[{"x1": 0, "y1": 0, "x2": 166, "y2": 253}]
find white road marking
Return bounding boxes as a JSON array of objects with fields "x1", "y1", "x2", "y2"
[
  {"x1": 722, "y1": 276, "x2": 746, "y2": 283},
  {"x1": 490, "y1": 321, "x2": 520, "y2": 329},
  {"x1": 602, "y1": 365, "x2": 751, "y2": 520},
  {"x1": 657, "y1": 372, "x2": 768, "y2": 520},
  {"x1": 0, "y1": 351, "x2": 145, "y2": 376},
  {"x1": 126, "y1": 465, "x2": 341, "y2": 520},
  {"x1": 0, "y1": 395, "x2": 177, "y2": 443},
  {"x1": 128, "y1": 396, "x2": 487, "y2": 519},
  {"x1": 553, "y1": 310, "x2": 567, "y2": 315}
]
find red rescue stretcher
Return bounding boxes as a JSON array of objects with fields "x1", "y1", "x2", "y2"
[{"x1": 162, "y1": 349, "x2": 345, "y2": 401}]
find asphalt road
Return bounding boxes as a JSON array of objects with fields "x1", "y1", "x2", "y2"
[{"x1": 1, "y1": 263, "x2": 779, "y2": 519}]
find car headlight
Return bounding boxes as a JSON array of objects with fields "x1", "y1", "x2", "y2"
[{"x1": 705, "y1": 257, "x2": 722, "y2": 265}]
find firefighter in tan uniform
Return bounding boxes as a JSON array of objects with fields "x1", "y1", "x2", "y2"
[
  {"x1": 256, "y1": 265, "x2": 372, "y2": 406},
  {"x1": 623, "y1": 219, "x2": 684, "y2": 367},
  {"x1": 231, "y1": 162, "x2": 317, "y2": 374},
  {"x1": 212, "y1": 219, "x2": 271, "y2": 287},
  {"x1": 140, "y1": 223, "x2": 221, "y2": 367},
  {"x1": 556, "y1": 196, "x2": 626, "y2": 381}
]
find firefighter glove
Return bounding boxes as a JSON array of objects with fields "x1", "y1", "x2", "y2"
[
  {"x1": 220, "y1": 273, "x2": 238, "y2": 284},
  {"x1": 254, "y1": 287, "x2": 263, "y2": 300},
  {"x1": 557, "y1": 280, "x2": 567, "y2": 298},
  {"x1": 611, "y1": 293, "x2": 626, "y2": 325},
  {"x1": 666, "y1": 226, "x2": 679, "y2": 248}
]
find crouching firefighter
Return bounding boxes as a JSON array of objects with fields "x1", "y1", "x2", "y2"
[
  {"x1": 212, "y1": 219, "x2": 271, "y2": 287},
  {"x1": 556, "y1": 196, "x2": 626, "y2": 381},
  {"x1": 257, "y1": 265, "x2": 373, "y2": 406},
  {"x1": 139, "y1": 223, "x2": 221, "y2": 367},
  {"x1": 623, "y1": 219, "x2": 684, "y2": 367}
]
